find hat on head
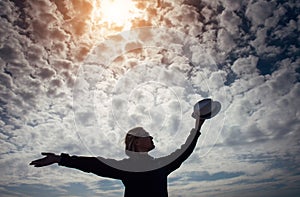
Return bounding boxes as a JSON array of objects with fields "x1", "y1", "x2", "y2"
[
  {"x1": 125, "y1": 127, "x2": 150, "y2": 152},
  {"x1": 127, "y1": 127, "x2": 150, "y2": 137},
  {"x1": 192, "y1": 98, "x2": 221, "y2": 119}
]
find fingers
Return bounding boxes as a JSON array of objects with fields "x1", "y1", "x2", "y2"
[
  {"x1": 30, "y1": 158, "x2": 43, "y2": 164},
  {"x1": 41, "y1": 152, "x2": 55, "y2": 156},
  {"x1": 29, "y1": 161, "x2": 40, "y2": 167},
  {"x1": 29, "y1": 159, "x2": 50, "y2": 167},
  {"x1": 29, "y1": 158, "x2": 43, "y2": 166},
  {"x1": 29, "y1": 162, "x2": 44, "y2": 167}
]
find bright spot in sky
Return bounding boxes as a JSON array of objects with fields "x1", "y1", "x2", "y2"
[{"x1": 92, "y1": 0, "x2": 143, "y2": 32}]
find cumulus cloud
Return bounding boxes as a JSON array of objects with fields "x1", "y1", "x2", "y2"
[{"x1": 0, "y1": 0, "x2": 299, "y2": 196}]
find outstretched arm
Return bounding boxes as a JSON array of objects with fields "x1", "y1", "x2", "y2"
[{"x1": 30, "y1": 153, "x2": 125, "y2": 179}]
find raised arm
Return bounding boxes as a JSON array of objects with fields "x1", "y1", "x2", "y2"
[{"x1": 161, "y1": 118, "x2": 205, "y2": 174}]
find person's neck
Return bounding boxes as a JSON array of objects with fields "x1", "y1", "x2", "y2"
[
  {"x1": 126, "y1": 150, "x2": 152, "y2": 158},
  {"x1": 136, "y1": 148, "x2": 148, "y2": 155}
]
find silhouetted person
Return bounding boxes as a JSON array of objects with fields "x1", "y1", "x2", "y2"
[{"x1": 30, "y1": 118, "x2": 205, "y2": 197}]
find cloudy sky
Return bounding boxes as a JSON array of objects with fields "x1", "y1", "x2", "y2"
[{"x1": 0, "y1": 0, "x2": 299, "y2": 196}]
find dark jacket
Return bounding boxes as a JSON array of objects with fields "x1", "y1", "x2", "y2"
[{"x1": 59, "y1": 129, "x2": 201, "y2": 197}]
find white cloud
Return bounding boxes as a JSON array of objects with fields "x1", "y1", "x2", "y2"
[
  {"x1": 0, "y1": 0, "x2": 299, "y2": 196},
  {"x1": 231, "y1": 55, "x2": 259, "y2": 78},
  {"x1": 223, "y1": 0, "x2": 242, "y2": 11},
  {"x1": 219, "y1": 9, "x2": 241, "y2": 35},
  {"x1": 217, "y1": 29, "x2": 236, "y2": 53},
  {"x1": 246, "y1": 0, "x2": 276, "y2": 29}
]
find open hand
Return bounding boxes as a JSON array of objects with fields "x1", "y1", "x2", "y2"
[{"x1": 29, "y1": 152, "x2": 61, "y2": 167}]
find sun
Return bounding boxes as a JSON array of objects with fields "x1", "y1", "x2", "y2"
[
  {"x1": 101, "y1": 0, "x2": 139, "y2": 26},
  {"x1": 92, "y1": 0, "x2": 143, "y2": 32}
]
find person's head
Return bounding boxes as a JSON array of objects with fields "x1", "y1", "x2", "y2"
[{"x1": 125, "y1": 127, "x2": 155, "y2": 153}]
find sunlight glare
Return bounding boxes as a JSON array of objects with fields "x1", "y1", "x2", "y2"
[{"x1": 92, "y1": 0, "x2": 143, "y2": 32}]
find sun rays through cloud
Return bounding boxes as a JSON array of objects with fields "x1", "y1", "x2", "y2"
[
  {"x1": 91, "y1": 0, "x2": 145, "y2": 35},
  {"x1": 0, "y1": 0, "x2": 299, "y2": 196}
]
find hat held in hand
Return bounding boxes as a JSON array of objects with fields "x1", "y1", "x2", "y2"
[{"x1": 192, "y1": 98, "x2": 221, "y2": 119}]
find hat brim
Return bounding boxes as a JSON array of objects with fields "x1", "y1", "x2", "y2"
[
  {"x1": 200, "y1": 101, "x2": 221, "y2": 119},
  {"x1": 192, "y1": 100, "x2": 221, "y2": 119}
]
